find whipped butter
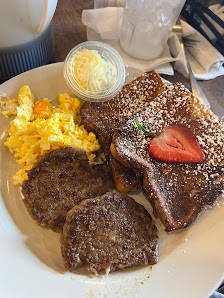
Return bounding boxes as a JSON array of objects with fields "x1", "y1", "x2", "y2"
[
  {"x1": 68, "y1": 49, "x2": 116, "y2": 93},
  {"x1": 64, "y1": 41, "x2": 125, "y2": 102}
]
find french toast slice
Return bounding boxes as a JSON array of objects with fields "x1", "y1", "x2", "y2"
[
  {"x1": 80, "y1": 70, "x2": 165, "y2": 192},
  {"x1": 111, "y1": 83, "x2": 224, "y2": 231}
]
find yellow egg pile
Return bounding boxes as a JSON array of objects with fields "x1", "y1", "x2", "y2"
[{"x1": 2, "y1": 85, "x2": 100, "y2": 186}]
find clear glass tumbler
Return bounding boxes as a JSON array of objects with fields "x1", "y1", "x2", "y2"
[
  {"x1": 120, "y1": 0, "x2": 186, "y2": 60},
  {"x1": 94, "y1": 0, "x2": 124, "y2": 8}
]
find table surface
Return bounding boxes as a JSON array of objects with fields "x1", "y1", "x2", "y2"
[{"x1": 51, "y1": 0, "x2": 224, "y2": 118}]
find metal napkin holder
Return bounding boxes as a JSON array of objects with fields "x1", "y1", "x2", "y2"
[{"x1": 182, "y1": 0, "x2": 224, "y2": 56}]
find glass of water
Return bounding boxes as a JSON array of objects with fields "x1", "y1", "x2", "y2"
[
  {"x1": 120, "y1": 0, "x2": 186, "y2": 60},
  {"x1": 94, "y1": 0, "x2": 124, "y2": 8}
]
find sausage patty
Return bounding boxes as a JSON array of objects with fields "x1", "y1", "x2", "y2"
[
  {"x1": 60, "y1": 192, "x2": 158, "y2": 275},
  {"x1": 22, "y1": 147, "x2": 112, "y2": 232}
]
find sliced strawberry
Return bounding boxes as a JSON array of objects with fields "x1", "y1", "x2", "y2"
[{"x1": 149, "y1": 125, "x2": 204, "y2": 163}]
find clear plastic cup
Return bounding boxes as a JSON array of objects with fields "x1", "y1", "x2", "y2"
[
  {"x1": 64, "y1": 41, "x2": 125, "y2": 102},
  {"x1": 120, "y1": 0, "x2": 186, "y2": 60}
]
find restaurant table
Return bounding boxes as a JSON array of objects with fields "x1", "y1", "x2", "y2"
[{"x1": 51, "y1": 0, "x2": 224, "y2": 119}]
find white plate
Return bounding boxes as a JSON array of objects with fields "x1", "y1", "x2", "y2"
[{"x1": 0, "y1": 62, "x2": 223, "y2": 298}]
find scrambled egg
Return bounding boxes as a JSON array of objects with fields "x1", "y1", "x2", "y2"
[{"x1": 1, "y1": 86, "x2": 100, "y2": 186}]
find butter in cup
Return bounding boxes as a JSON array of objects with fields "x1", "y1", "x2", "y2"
[{"x1": 63, "y1": 41, "x2": 125, "y2": 102}]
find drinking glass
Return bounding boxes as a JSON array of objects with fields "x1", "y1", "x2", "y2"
[
  {"x1": 120, "y1": 0, "x2": 186, "y2": 60},
  {"x1": 94, "y1": 0, "x2": 124, "y2": 8}
]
